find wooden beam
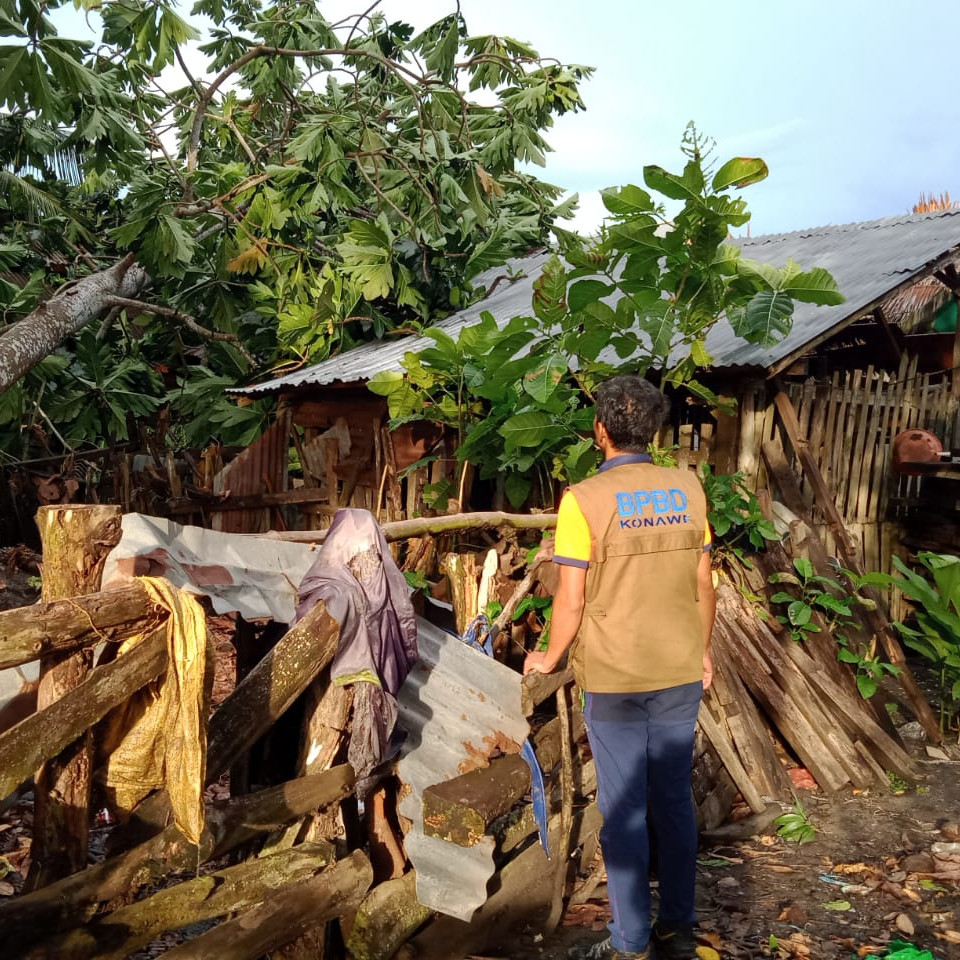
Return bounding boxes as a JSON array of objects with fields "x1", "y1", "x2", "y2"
[
  {"x1": 0, "y1": 765, "x2": 355, "y2": 953},
  {"x1": 872, "y1": 306, "x2": 903, "y2": 363},
  {"x1": 264, "y1": 510, "x2": 559, "y2": 544},
  {"x1": 157, "y1": 851, "x2": 373, "y2": 960},
  {"x1": 422, "y1": 706, "x2": 584, "y2": 846},
  {"x1": 0, "y1": 626, "x2": 167, "y2": 804},
  {"x1": 28, "y1": 504, "x2": 122, "y2": 888},
  {"x1": 29, "y1": 844, "x2": 338, "y2": 960},
  {"x1": 0, "y1": 583, "x2": 160, "y2": 670}
]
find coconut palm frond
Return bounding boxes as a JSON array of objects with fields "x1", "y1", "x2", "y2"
[{"x1": 0, "y1": 170, "x2": 72, "y2": 219}]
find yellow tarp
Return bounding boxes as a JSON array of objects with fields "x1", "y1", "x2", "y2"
[{"x1": 101, "y1": 577, "x2": 210, "y2": 845}]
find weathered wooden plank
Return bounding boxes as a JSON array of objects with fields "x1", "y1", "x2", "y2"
[
  {"x1": 697, "y1": 704, "x2": 766, "y2": 813},
  {"x1": 0, "y1": 764, "x2": 355, "y2": 952},
  {"x1": 0, "y1": 582, "x2": 160, "y2": 670},
  {"x1": 422, "y1": 706, "x2": 585, "y2": 846},
  {"x1": 521, "y1": 668, "x2": 574, "y2": 717},
  {"x1": 158, "y1": 851, "x2": 373, "y2": 960},
  {"x1": 0, "y1": 625, "x2": 167, "y2": 804},
  {"x1": 27, "y1": 844, "x2": 338, "y2": 960}
]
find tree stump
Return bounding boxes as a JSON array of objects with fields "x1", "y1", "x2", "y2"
[{"x1": 27, "y1": 504, "x2": 121, "y2": 889}]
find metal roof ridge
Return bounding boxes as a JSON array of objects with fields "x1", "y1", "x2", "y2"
[{"x1": 739, "y1": 208, "x2": 960, "y2": 247}]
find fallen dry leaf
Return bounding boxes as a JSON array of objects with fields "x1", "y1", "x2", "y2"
[
  {"x1": 778, "y1": 904, "x2": 808, "y2": 925},
  {"x1": 698, "y1": 931, "x2": 724, "y2": 950},
  {"x1": 768, "y1": 865, "x2": 797, "y2": 874},
  {"x1": 695, "y1": 948, "x2": 720, "y2": 960},
  {"x1": 933, "y1": 930, "x2": 960, "y2": 945},
  {"x1": 0, "y1": 881, "x2": 14, "y2": 896},
  {"x1": 856, "y1": 947, "x2": 885, "y2": 957},
  {"x1": 895, "y1": 913, "x2": 915, "y2": 936}
]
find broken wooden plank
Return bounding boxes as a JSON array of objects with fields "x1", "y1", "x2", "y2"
[
  {"x1": 0, "y1": 764, "x2": 354, "y2": 953},
  {"x1": 0, "y1": 625, "x2": 167, "y2": 804},
  {"x1": 0, "y1": 582, "x2": 161, "y2": 670},
  {"x1": 521, "y1": 668, "x2": 574, "y2": 717},
  {"x1": 773, "y1": 388, "x2": 942, "y2": 744},
  {"x1": 422, "y1": 707, "x2": 584, "y2": 846},
  {"x1": 27, "y1": 844, "x2": 337, "y2": 960},
  {"x1": 158, "y1": 850, "x2": 373, "y2": 960},
  {"x1": 697, "y1": 704, "x2": 766, "y2": 814}
]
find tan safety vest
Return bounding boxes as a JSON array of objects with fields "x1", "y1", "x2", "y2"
[{"x1": 567, "y1": 460, "x2": 708, "y2": 693}]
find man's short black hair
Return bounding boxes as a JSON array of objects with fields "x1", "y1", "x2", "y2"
[{"x1": 595, "y1": 375, "x2": 670, "y2": 452}]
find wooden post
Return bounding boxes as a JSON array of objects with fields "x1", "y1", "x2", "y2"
[{"x1": 27, "y1": 504, "x2": 121, "y2": 889}]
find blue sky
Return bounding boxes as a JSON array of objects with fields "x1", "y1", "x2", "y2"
[
  {"x1": 53, "y1": 0, "x2": 960, "y2": 237},
  {"x1": 319, "y1": 0, "x2": 959, "y2": 237}
]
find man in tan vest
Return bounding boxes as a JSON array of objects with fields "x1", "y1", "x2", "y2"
[{"x1": 525, "y1": 375, "x2": 716, "y2": 960}]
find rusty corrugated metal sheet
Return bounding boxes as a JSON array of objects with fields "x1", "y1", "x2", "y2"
[
  {"x1": 212, "y1": 411, "x2": 290, "y2": 533},
  {"x1": 396, "y1": 619, "x2": 530, "y2": 921}
]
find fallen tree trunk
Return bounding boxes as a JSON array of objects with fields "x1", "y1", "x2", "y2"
[
  {"x1": 266, "y1": 510, "x2": 559, "y2": 544},
  {"x1": 158, "y1": 850, "x2": 373, "y2": 960},
  {"x1": 0, "y1": 624, "x2": 167, "y2": 803},
  {"x1": 0, "y1": 764, "x2": 354, "y2": 953},
  {"x1": 28, "y1": 843, "x2": 337, "y2": 960},
  {"x1": 0, "y1": 582, "x2": 162, "y2": 670},
  {"x1": 0, "y1": 255, "x2": 148, "y2": 393}
]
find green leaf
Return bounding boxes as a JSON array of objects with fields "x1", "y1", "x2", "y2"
[
  {"x1": 793, "y1": 556, "x2": 815, "y2": 580},
  {"x1": 600, "y1": 184, "x2": 654, "y2": 216},
  {"x1": 568, "y1": 279, "x2": 614, "y2": 313},
  {"x1": 856, "y1": 675, "x2": 878, "y2": 699},
  {"x1": 712, "y1": 157, "x2": 769, "y2": 191},
  {"x1": 787, "y1": 601, "x2": 812, "y2": 627},
  {"x1": 782, "y1": 267, "x2": 845, "y2": 306},
  {"x1": 732, "y1": 291, "x2": 794, "y2": 347},
  {"x1": 522, "y1": 352, "x2": 567, "y2": 404},
  {"x1": 504, "y1": 471, "x2": 531, "y2": 508},
  {"x1": 822, "y1": 900, "x2": 852, "y2": 912},
  {"x1": 837, "y1": 648, "x2": 860, "y2": 664},
  {"x1": 501, "y1": 410, "x2": 558, "y2": 452},
  {"x1": 643, "y1": 164, "x2": 701, "y2": 202}
]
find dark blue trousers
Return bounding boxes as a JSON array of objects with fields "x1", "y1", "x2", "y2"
[{"x1": 584, "y1": 682, "x2": 702, "y2": 953}]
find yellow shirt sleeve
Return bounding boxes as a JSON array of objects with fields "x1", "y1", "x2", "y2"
[
  {"x1": 554, "y1": 490, "x2": 591, "y2": 567},
  {"x1": 704, "y1": 523, "x2": 712, "y2": 551}
]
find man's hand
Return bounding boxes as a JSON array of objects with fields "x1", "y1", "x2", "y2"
[
  {"x1": 523, "y1": 651, "x2": 555, "y2": 676},
  {"x1": 702, "y1": 652, "x2": 714, "y2": 691}
]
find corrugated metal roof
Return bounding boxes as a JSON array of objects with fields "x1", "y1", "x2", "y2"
[
  {"x1": 233, "y1": 253, "x2": 554, "y2": 395},
  {"x1": 705, "y1": 209, "x2": 960, "y2": 372},
  {"x1": 396, "y1": 619, "x2": 530, "y2": 921},
  {"x1": 234, "y1": 209, "x2": 960, "y2": 394}
]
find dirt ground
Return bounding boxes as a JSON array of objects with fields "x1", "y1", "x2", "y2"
[{"x1": 502, "y1": 744, "x2": 960, "y2": 960}]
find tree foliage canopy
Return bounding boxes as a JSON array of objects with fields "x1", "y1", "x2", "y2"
[{"x1": 0, "y1": 0, "x2": 590, "y2": 457}]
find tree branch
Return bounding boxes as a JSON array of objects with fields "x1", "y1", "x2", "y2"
[{"x1": 103, "y1": 296, "x2": 258, "y2": 369}]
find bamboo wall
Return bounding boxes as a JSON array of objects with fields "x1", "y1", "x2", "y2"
[{"x1": 731, "y1": 354, "x2": 960, "y2": 618}]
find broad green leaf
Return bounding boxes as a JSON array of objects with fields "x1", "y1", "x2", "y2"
[
  {"x1": 856, "y1": 675, "x2": 878, "y2": 699},
  {"x1": 712, "y1": 157, "x2": 769, "y2": 191},
  {"x1": 690, "y1": 340, "x2": 712, "y2": 367},
  {"x1": 643, "y1": 164, "x2": 701, "y2": 202},
  {"x1": 568, "y1": 279, "x2": 614, "y2": 313},
  {"x1": 783, "y1": 268, "x2": 845, "y2": 306},
  {"x1": 500, "y1": 410, "x2": 558, "y2": 452},
  {"x1": 522, "y1": 352, "x2": 567, "y2": 403},
  {"x1": 504, "y1": 471, "x2": 531, "y2": 508},
  {"x1": 600, "y1": 184, "x2": 654, "y2": 217},
  {"x1": 787, "y1": 601, "x2": 812, "y2": 627},
  {"x1": 793, "y1": 556, "x2": 815, "y2": 580},
  {"x1": 731, "y1": 291, "x2": 794, "y2": 347}
]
